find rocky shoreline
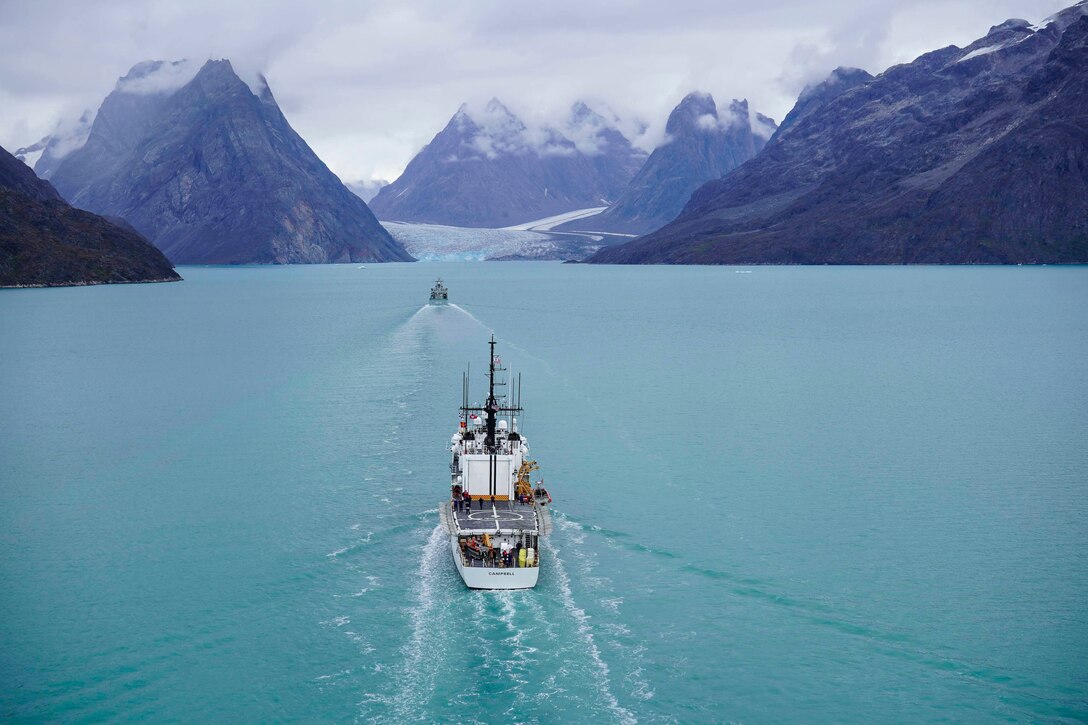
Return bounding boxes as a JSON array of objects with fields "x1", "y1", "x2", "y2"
[{"x1": 1, "y1": 275, "x2": 182, "y2": 290}]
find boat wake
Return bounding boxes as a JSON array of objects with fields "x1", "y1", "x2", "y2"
[
  {"x1": 466, "y1": 592, "x2": 541, "y2": 704},
  {"x1": 359, "y1": 291, "x2": 646, "y2": 721},
  {"x1": 446, "y1": 303, "x2": 491, "y2": 330},
  {"x1": 401, "y1": 303, "x2": 491, "y2": 349},
  {"x1": 391, "y1": 524, "x2": 455, "y2": 719},
  {"x1": 553, "y1": 511, "x2": 1037, "y2": 699},
  {"x1": 546, "y1": 535, "x2": 638, "y2": 724},
  {"x1": 553, "y1": 512, "x2": 654, "y2": 711}
]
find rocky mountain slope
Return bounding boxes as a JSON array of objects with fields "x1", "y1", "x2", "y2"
[
  {"x1": 1, "y1": 146, "x2": 180, "y2": 287},
  {"x1": 368, "y1": 99, "x2": 646, "y2": 228},
  {"x1": 560, "y1": 93, "x2": 775, "y2": 235},
  {"x1": 590, "y1": 3, "x2": 1088, "y2": 264},
  {"x1": 773, "y1": 67, "x2": 873, "y2": 136},
  {"x1": 47, "y1": 60, "x2": 411, "y2": 265}
]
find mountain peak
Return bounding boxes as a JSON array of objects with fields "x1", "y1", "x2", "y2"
[
  {"x1": 724, "y1": 99, "x2": 751, "y2": 127},
  {"x1": 668, "y1": 92, "x2": 718, "y2": 134},
  {"x1": 989, "y1": 18, "x2": 1031, "y2": 34},
  {"x1": 677, "y1": 91, "x2": 716, "y2": 111},
  {"x1": 798, "y1": 67, "x2": 874, "y2": 103},
  {"x1": 453, "y1": 98, "x2": 524, "y2": 131},
  {"x1": 484, "y1": 97, "x2": 514, "y2": 116},
  {"x1": 680, "y1": 90, "x2": 714, "y2": 103},
  {"x1": 752, "y1": 112, "x2": 778, "y2": 140},
  {"x1": 777, "y1": 66, "x2": 874, "y2": 135},
  {"x1": 189, "y1": 59, "x2": 245, "y2": 89},
  {"x1": 369, "y1": 98, "x2": 645, "y2": 227},
  {"x1": 111, "y1": 58, "x2": 270, "y2": 101},
  {"x1": 121, "y1": 60, "x2": 169, "y2": 80},
  {"x1": 46, "y1": 61, "x2": 409, "y2": 265},
  {"x1": 570, "y1": 100, "x2": 594, "y2": 117},
  {"x1": 567, "y1": 101, "x2": 612, "y2": 130},
  {"x1": 562, "y1": 91, "x2": 773, "y2": 235},
  {"x1": 115, "y1": 59, "x2": 201, "y2": 95},
  {"x1": 569, "y1": 101, "x2": 612, "y2": 129}
]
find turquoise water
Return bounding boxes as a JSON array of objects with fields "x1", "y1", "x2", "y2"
[{"x1": 1, "y1": 263, "x2": 1086, "y2": 722}]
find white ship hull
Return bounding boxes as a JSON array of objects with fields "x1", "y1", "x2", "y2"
[
  {"x1": 450, "y1": 537, "x2": 539, "y2": 590},
  {"x1": 442, "y1": 337, "x2": 550, "y2": 591}
]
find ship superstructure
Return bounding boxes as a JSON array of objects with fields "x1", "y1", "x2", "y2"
[
  {"x1": 439, "y1": 337, "x2": 552, "y2": 589},
  {"x1": 429, "y1": 279, "x2": 449, "y2": 305}
]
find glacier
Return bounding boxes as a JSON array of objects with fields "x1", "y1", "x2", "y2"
[{"x1": 381, "y1": 221, "x2": 603, "y2": 261}]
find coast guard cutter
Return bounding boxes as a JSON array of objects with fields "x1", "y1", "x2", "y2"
[{"x1": 439, "y1": 337, "x2": 552, "y2": 589}]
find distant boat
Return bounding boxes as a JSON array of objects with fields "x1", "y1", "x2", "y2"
[{"x1": 429, "y1": 278, "x2": 449, "y2": 305}]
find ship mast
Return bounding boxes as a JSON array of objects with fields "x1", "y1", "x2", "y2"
[
  {"x1": 485, "y1": 336, "x2": 499, "y2": 449},
  {"x1": 462, "y1": 335, "x2": 522, "y2": 455}
]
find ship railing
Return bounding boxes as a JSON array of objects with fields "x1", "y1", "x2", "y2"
[{"x1": 457, "y1": 539, "x2": 542, "y2": 568}]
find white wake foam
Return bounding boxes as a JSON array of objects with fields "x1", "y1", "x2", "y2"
[
  {"x1": 392, "y1": 525, "x2": 450, "y2": 718},
  {"x1": 554, "y1": 512, "x2": 655, "y2": 708},
  {"x1": 446, "y1": 303, "x2": 491, "y2": 331},
  {"x1": 546, "y1": 538, "x2": 637, "y2": 724}
]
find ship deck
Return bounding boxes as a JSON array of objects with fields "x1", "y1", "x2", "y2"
[{"x1": 452, "y1": 500, "x2": 539, "y2": 532}]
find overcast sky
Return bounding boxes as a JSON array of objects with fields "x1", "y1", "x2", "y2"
[{"x1": 0, "y1": 0, "x2": 1072, "y2": 183}]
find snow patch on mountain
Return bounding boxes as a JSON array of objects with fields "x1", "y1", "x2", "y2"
[
  {"x1": 501, "y1": 206, "x2": 607, "y2": 231},
  {"x1": 958, "y1": 43, "x2": 1005, "y2": 62},
  {"x1": 1031, "y1": 0, "x2": 1087, "y2": 31},
  {"x1": 957, "y1": 30, "x2": 1035, "y2": 63}
]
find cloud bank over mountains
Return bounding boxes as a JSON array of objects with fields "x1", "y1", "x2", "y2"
[
  {"x1": 0, "y1": 0, "x2": 1071, "y2": 184},
  {"x1": 449, "y1": 99, "x2": 645, "y2": 162}
]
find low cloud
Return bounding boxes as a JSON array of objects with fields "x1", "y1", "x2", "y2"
[
  {"x1": 454, "y1": 99, "x2": 631, "y2": 161},
  {"x1": 750, "y1": 109, "x2": 778, "y2": 140},
  {"x1": 695, "y1": 104, "x2": 748, "y2": 132},
  {"x1": 345, "y1": 178, "x2": 389, "y2": 202},
  {"x1": 116, "y1": 59, "x2": 201, "y2": 95},
  {"x1": 0, "y1": 0, "x2": 1070, "y2": 181},
  {"x1": 695, "y1": 113, "x2": 719, "y2": 131},
  {"x1": 49, "y1": 111, "x2": 94, "y2": 156}
]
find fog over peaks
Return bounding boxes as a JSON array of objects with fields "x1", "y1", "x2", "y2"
[{"x1": 0, "y1": 0, "x2": 1072, "y2": 182}]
